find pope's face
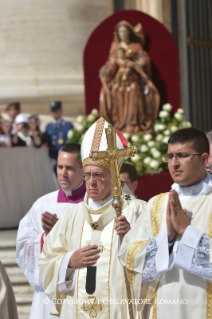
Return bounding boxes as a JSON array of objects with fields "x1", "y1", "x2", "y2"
[
  {"x1": 84, "y1": 165, "x2": 111, "y2": 201},
  {"x1": 118, "y1": 26, "x2": 130, "y2": 42},
  {"x1": 57, "y1": 151, "x2": 83, "y2": 191},
  {"x1": 167, "y1": 142, "x2": 208, "y2": 187}
]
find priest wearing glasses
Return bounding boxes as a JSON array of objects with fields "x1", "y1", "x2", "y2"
[
  {"x1": 119, "y1": 128, "x2": 212, "y2": 319},
  {"x1": 38, "y1": 117, "x2": 147, "y2": 319}
]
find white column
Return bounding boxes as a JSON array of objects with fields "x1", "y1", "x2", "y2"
[{"x1": 134, "y1": 0, "x2": 171, "y2": 32}]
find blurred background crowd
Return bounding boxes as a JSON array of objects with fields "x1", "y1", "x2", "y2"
[{"x1": 0, "y1": 101, "x2": 73, "y2": 171}]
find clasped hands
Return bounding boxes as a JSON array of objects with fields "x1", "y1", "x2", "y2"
[
  {"x1": 167, "y1": 190, "x2": 190, "y2": 243},
  {"x1": 69, "y1": 215, "x2": 130, "y2": 269}
]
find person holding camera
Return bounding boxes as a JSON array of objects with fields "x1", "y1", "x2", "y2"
[
  {"x1": 12, "y1": 113, "x2": 42, "y2": 147},
  {"x1": 29, "y1": 114, "x2": 48, "y2": 147}
]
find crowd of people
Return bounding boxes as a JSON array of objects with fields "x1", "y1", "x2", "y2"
[{"x1": 0, "y1": 101, "x2": 73, "y2": 170}]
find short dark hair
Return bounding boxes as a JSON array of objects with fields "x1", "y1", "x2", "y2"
[
  {"x1": 168, "y1": 128, "x2": 210, "y2": 154},
  {"x1": 120, "y1": 163, "x2": 138, "y2": 183},
  {"x1": 6, "y1": 102, "x2": 20, "y2": 112},
  {"x1": 59, "y1": 143, "x2": 82, "y2": 167}
]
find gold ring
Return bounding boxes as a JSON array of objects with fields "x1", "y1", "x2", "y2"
[
  {"x1": 174, "y1": 205, "x2": 177, "y2": 210},
  {"x1": 83, "y1": 257, "x2": 88, "y2": 262}
]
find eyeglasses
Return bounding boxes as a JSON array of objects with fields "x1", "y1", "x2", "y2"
[
  {"x1": 82, "y1": 172, "x2": 107, "y2": 182},
  {"x1": 163, "y1": 152, "x2": 202, "y2": 163}
]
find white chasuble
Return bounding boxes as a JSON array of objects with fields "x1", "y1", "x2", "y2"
[
  {"x1": 39, "y1": 192, "x2": 146, "y2": 319},
  {"x1": 77, "y1": 214, "x2": 116, "y2": 319},
  {"x1": 119, "y1": 174, "x2": 212, "y2": 319}
]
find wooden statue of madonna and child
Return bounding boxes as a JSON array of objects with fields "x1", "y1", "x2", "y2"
[{"x1": 99, "y1": 20, "x2": 160, "y2": 134}]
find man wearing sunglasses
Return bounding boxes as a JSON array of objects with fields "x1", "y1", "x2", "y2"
[
  {"x1": 119, "y1": 127, "x2": 212, "y2": 319},
  {"x1": 38, "y1": 117, "x2": 147, "y2": 319}
]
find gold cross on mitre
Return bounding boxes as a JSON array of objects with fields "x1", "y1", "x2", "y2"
[{"x1": 89, "y1": 123, "x2": 136, "y2": 218}]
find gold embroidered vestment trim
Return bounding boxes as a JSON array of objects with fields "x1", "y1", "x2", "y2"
[
  {"x1": 151, "y1": 193, "x2": 168, "y2": 319},
  {"x1": 83, "y1": 117, "x2": 107, "y2": 169},
  {"x1": 126, "y1": 240, "x2": 149, "y2": 289}
]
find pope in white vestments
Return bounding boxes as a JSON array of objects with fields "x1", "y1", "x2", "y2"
[
  {"x1": 16, "y1": 143, "x2": 86, "y2": 319},
  {"x1": 119, "y1": 128, "x2": 212, "y2": 319},
  {"x1": 38, "y1": 117, "x2": 147, "y2": 319}
]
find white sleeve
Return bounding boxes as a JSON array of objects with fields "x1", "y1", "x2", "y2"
[
  {"x1": 58, "y1": 252, "x2": 76, "y2": 294},
  {"x1": 174, "y1": 225, "x2": 204, "y2": 271},
  {"x1": 174, "y1": 225, "x2": 212, "y2": 282},
  {"x1": 16, "y1": 204, "x2": 43, "y2": 288},
  {"x1": 142, "y1": 230, "x2": 176, "y2": 283},
  {"x1": 190, "y1": 234, "x2": 212, "y2": 281}
]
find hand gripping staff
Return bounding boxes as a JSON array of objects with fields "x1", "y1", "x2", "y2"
[{"x1": 88, "y1": 124, "x2": 137, "y2": 319}]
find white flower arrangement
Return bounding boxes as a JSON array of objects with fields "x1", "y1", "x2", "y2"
[
  {"x1": 154, "y1": 124, "x2": 161, "y2": 132},
  {"x1": 177, "y1": 108, "x2": 184, "y2": 114},
  {"x1": 131, "y1": 154, "x2": 140, "y2": 162},
  {"x1": 159, "y1": 110, "x2": 169, "y2": 118},
  {"x1": 76, "y1": 115, "x2": 85, "y2": 124},
  {"x1": 122, "y1": 104, "x2": 192, "y2": 176},
  {"x1": 140, "y1": 144, "x2": 148, "y2": 153},
  {"x1": 163, "y1": 129, "x2": 171, "y2": 136},
  {"x1": 143, "y1": 134, "x2": 152, "y2": 141},
  {"x1": 158, "y1": 124, "x2": 166, "y2": 131},
  {"x1": 131, "y1": 135, "x2": 140, "y2": 142},
  {"x1": 174, "y1": 113, "x2": 183, "y2": 121},
  {"x1": 162, "y1": 136, "x2": 170, "y2": 144},
  {"x1": 67, "y1": 130, "x2": 74, "y2": 139},
  {"x1": 150, "y1": 147, "x2": 158, "y2": 154},
  {"x1": 149, "y1": 159, "x2": 160, "y2": 169},
  {"x1": 87, "y1": 114, "x2": 96, "y2": 122},
  {"x1": 152, "y1": 150, "x2": 161, "y2": 159},
  {"x1": 91, "y1": 109, "x2": 99, "y2": 116},
  {"x1": 147, "y1": 141, "x2": 155, "y2": 147},
  {"x1": 66, "y1": 109, "x2": 99, "y2": 144},
  {"x1": 66, "y1": 104, "x2": 192, "y2": 177},
  {"x1": 182, "y1": 121, "x2": 192, "y2": 128},
  {"x1": 155, "y1": 134, "x2": 163, "y2": 142},
  {"x1": 74, "y1": 123, "x2": 84, "y2": 131},
  {"x1": 163, "y1": 103, "x2": 172, "y2": 111},
  {"x1": 170, "y1": 125, "x2": 178, "y2": 133},
  {"x1": 143, "y1": 157, "x2": 152, "y2": 165}
]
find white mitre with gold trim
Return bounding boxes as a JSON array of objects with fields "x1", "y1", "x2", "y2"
[{"x1": 81, "y1": 117, "x2": 128, "y2": 170}]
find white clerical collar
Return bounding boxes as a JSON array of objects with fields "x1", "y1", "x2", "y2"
[
  {"x1": 88, "y1": 194, "x2": 113, "y2": 210},
  {"x1": 63, "y1": 182, "x2": 83, "y2": 197},
  {"x1": 172, "y1": 171, "x2": 212, "y2": 197}
]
